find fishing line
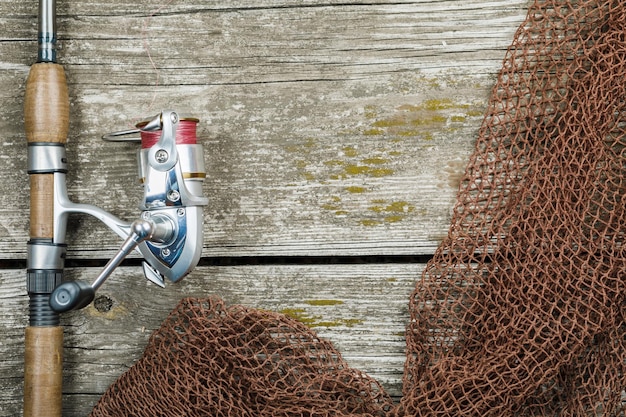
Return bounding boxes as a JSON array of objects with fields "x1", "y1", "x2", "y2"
[{"x1": 127, "y1": 0, "x2": 177, "y2": 127}]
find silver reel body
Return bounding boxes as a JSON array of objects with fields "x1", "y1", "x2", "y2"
[{"x1": 47, "y1": 110, "x2": 207, "y2": 313}]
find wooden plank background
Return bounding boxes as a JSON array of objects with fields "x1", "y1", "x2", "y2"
[{"x1": 0, "y1": 0, "x2": 530, "y2": 415}]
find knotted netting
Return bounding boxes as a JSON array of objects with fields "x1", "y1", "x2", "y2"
[{"x1": 91, "y1": 0, "x2": 625, "y2": 415}]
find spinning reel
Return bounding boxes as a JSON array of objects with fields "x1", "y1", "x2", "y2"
[{"x1": 45, "y1": 110, "x2": 207, "y2": 313}]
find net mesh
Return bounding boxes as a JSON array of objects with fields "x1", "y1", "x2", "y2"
[
  {"x1": 91, "y1": 0, "x2": 625, "y2": 415},
  {"x1": 90, "y1": 297, "x2": 393, "y2": 417}
]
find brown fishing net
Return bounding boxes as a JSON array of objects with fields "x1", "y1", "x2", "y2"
[
  {"x1": 90, "y1": 297, "x2": 393, "y2": 416},
  {"x1": 91, "y1": 0, "x2": 625, "y2": 416},
  {"x1": 399, "y1": 0, "x2": 626, "y2": 414}
]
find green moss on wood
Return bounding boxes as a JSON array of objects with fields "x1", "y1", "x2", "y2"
[
  {"x1": 344, "y1": 165, "x2": 394, "y2": 177},
  {"x1": 363, "y1": 98, "x2": 484, "y2": 142},
  {"x1": 280, "y1": 308, "x2": 320, "y2": 325},
  {"x1": 345, "y1": 186, "x2": 367, "y2": 193},
  {"x1": 279, "y1": 307, "x2": 363, "y2": 328},
  {"x1": 304, "y1": 299, "x2": 345, "y2": 306},
  {"x1": 364, "y1": 128, "x2": 384, "y2": 136},
  {"x1": 342, "y1": 146, "x2": 358, "y2": 157},
  {"x1": 384, "y1": 215, "x2": 404, "y2": 223},
  {"x1": 359, "y1": 219, "x2": 382, "y2": 226},
  {"x1": 369, "y1": 201, "x2": 415, "y2": 214},
  {"x1": 361, "y1": 157, "x2": 390, "y2": 165}
]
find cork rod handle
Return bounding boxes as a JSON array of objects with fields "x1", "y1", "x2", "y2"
[
  {"x1": 23, "y1": 327, "x2": 64, "y2": 417},
  {"x1": 25, "y1": 62, "x2": 69, "y2": 237}
]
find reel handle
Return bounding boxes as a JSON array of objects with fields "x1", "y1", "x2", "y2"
[{"x1": 50, "y1": 219, "x2": 169, "y2": 313}]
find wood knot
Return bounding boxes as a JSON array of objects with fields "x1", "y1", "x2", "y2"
[{"x1": 93, "y1": 295, "x2": 114, "y2": 313}]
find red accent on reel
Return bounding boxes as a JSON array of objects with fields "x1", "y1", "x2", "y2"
[{"x1": 139, "y1": 119, "x2": 198, "y2": 149}]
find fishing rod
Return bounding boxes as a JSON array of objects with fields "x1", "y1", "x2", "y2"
[
  {"x1": 23, "y1": 0, "x2": 67, "y2": 414},
  {"x1": 23, "y1": 1, "x2": 207, "y2": 415}
]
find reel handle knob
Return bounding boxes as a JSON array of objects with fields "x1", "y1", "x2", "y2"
[{"x1": 49, "y1": 281, "x2": 95, "y2": 313}]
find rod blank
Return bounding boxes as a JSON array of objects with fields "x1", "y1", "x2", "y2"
[{"x1": 38, "y1": 0, "x2": 57, "y2": 62}]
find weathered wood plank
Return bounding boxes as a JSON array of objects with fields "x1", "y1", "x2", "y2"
[
  {"x1": 2, "y1": 0, "x2": 532, "y2": 411},
  {"x1": 0, "y1": 264, "x2": 420, "y2": 416},
  {"x1": 0, "y1": 0, "x2": 529, "y2": 258}
]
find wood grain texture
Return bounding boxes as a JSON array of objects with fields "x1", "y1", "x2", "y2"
[
  {"x1": 1, "y1": 265, "x2": 420, "y2": 416},
  {"x1": 0, "y1": 0, "x2": 532, "y2": 415},
  {"x1": 0, "y1": 0, "x2": 529, "y2": 258}
]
